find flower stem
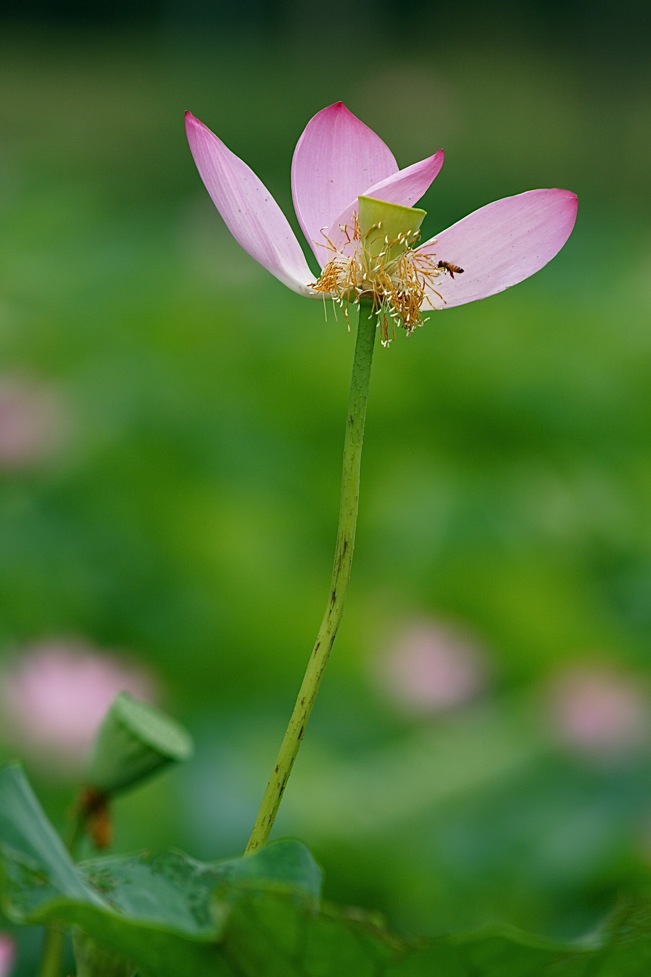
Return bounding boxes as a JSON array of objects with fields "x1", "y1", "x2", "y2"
[
  {"x1": 38, "y1": 807, "x2": 88, "y2": 977},
  {"x1": 245, "y1": 301, "x2": 378, "y2": 854},
  {"x1": 38, "y1": 929, "x2": 67, "y2": 977}
]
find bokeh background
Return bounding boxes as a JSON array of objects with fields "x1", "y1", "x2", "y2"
[{"x1": 1, "y1": 0, "x2": 651, "y2": 971}]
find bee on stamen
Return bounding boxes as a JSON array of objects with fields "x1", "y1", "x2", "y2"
[{"x1": 437, "y1": 260, "x2": 464, "y2": 278}]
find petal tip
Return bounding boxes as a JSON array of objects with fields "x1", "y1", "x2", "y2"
[
  {"x1": 321, "y1": 100, "x2": 352, "y2": 119},
  {"x1": 185, "y1": 111, "x2": 205, "y2": 137},
  {"x1": 555, "y1": 187, "x2": 578, "y2": 204},
  {"x1": 554, "y1": 188, "x2": 579, "y2": 229},
  {"x1": 549, "y1": 187, "x2": 579, "y2": 212}
]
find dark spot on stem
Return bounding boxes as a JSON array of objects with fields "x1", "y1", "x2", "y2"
[{"x1": 298, "y1": 725, "x2": 304, "y2": 740}]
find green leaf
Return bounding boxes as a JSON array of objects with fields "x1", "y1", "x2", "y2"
[
  {"x1": 0, "y1": 763, "x2": 321, "y2": 976},
  {"x1": 3, "y1": 763, "x2": 651, "y2": 976},
  {"x1": 0, "y1": 762, "x2": 101, "y2": 915}
]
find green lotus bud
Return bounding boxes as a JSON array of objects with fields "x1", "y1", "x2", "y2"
[{"x1": 85, "y1": 692, "x2": 193, "y2": 796}]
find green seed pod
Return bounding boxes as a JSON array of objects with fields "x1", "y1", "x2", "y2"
[
  {"x1": 358, "y1": 196, "x2": 426, "y2": 263},
  {"x1": 85, "y1": 692, "x2": 193, "y2": 796}
]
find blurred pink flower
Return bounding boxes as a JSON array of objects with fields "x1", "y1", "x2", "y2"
[
  {"x1": 373, "y1": 618, "x2": 488, "y2": 716},
  {"x1": 0, "y1": 935, "x2": 14, "y2": 977},
  {"x1": 545, "y1": 663, "x2": 649, "y2": 759},
  {"x1": 186, "y1": 101, "x2": 577, "y2": 339},
  {"x1": 0, "y1": 376, "x2": 68, "y2": 471},
  {"x1": 0, "y1": 638, "x2": 157, "y2": 774}
]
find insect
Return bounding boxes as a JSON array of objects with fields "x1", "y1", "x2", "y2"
[{"x1": 437, "y1": 260, "x2": 464, "y2": 278}]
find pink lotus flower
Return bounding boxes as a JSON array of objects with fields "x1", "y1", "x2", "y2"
[
  {"x1": 0, "y1": 638, "x2": 158, "y2": 775},
  {"x1": 185, "y1": 102, "x2": 577, "y2": 339},
  {"x1": 545, "y1": 663, "x2": 649, "y2": 761},
  {"x1": 0, "y1": 935, "x2": 14, "y2": 977},
  {"x1": 0, "y1": 376, "x2": 68, "y2": 471},
  {"x1": 373, "y1": 617, "x2": 488, "y2": 716}
]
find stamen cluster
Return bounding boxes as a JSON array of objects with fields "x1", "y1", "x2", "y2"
[{"x1": 311, "y1": 215, "x2": 443, "y2": 345}]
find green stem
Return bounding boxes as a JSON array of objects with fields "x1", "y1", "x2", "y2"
[
  {"x1": 38, "y1": 808, "x2": 87, "y2": 977},
  {"x1": 38, "y1": 929, "x2": 67, "y2": 977},
  {"x1": 245, "y1": 301, "x2": 378, "y2": 854}
]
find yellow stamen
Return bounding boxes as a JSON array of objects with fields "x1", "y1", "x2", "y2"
[{"x1": 311, "y1": 211, "x2": 445, "y2": 345}]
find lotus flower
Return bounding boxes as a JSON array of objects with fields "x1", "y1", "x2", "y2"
[
  {"x1": 185, "y1": 101, "x2": 577, "y2": 340},
  {"x1": 545, "y1": 663, "x2": 649, "y2": 760},
  {"x1": 0, "y1": 935, "x2": 14, "y2": 977},
  {"x1": 0, "y1": 639, "x2": 157, "y2": 774},
  {"x1": 374, "y1": 618, "x2": 487, "y2": 715}
]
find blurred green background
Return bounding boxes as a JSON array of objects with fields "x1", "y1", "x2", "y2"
[{"x1": 1, "y1": 0, "x2": 651, "y2": 970}]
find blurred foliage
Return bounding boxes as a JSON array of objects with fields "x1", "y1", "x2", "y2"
[
  {"x1": 1, "y1": 12, "x2": 651, "y2": 975},
  {"x1": 5, "y1": 763, "x2": 651, "y2": 977}
]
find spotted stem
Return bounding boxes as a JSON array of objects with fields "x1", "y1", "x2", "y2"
[{"x1": 245, "y1": 300, "x2": 377, "y2": 853}]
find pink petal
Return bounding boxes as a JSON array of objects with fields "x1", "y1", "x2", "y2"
[
  {"x1": 185, "y1": 113, "x2": 316, "y2": 295},
  {"x1": 325, "y1": 150, "x2": 445, "y2": 262},
  {"x1": 419, "y1": 189, "x2": 578, "y2": 310},
  {"x1": 291, "y1": 102, "x2": 398, "y2": 262}
]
